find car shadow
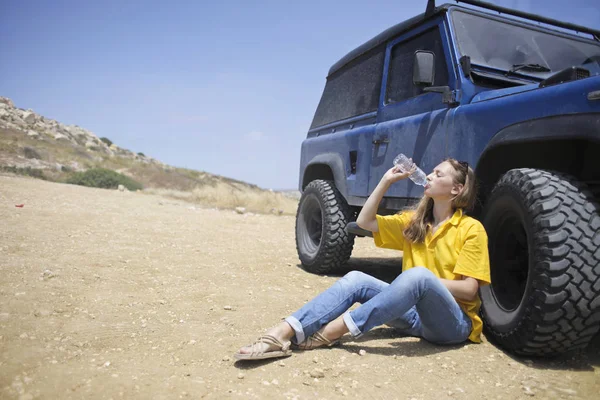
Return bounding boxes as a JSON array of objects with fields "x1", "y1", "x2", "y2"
[
  {"x1": 297, "y1": 256, "x2": 404, "y2": 283},
  {"x1": 293, "y1": 257, "x2": 600, "y2": 372}
]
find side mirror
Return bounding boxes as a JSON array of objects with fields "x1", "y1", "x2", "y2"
[{"x1": 413, "y1": 51, "x2": 435, "y2": 86}]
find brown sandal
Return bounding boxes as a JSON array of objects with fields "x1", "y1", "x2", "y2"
[
  {"x1": 234, "y1": 335, "x2": 293, "y2": 361},
  {"x1": 292, "y1": 330, "x2": 339, "y2": 350}
]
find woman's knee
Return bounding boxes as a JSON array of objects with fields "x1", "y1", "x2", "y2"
[
  {"x1": 342, "y1": 270, "x2": 369, "y2": 285},
  {"x1": 403, "y1": 266, "x2": 435, "y2": 280},
  {"x1": 391, "y1": 266, "x2": 437, "y2": 289}
]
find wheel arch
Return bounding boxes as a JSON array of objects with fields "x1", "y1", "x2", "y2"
[
  {"x1": 474, "y1": 114, "x2": 600, "y2": 215},
  {"x1": 301, "y1": 153, "x2": 349, "y2": 198}
]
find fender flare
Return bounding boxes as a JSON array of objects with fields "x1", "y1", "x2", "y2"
[
  {"x1": 302, "y1": 153, "x2": 348, "y2": 198},
  {"x1": 476, "y1": 113, "x2": 600, "y2": 197}
]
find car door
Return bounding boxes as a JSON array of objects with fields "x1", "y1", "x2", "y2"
[{"x1": 368, "y1": 20, "x2": 457, "y2": 203}]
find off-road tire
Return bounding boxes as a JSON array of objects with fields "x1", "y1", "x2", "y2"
[
  {"x1": 480, "y1": 168, "x2": 600, "y2": 356},
  {"x1": 295, "y1": 180, "x2": 355, "y2": 273}
]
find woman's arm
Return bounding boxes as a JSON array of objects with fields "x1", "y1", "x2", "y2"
[
  {"x1": 440, "y1": 277, "x2": 480, "y2": 301},
  {"x1": 356, "y1": 165, "x2": 415, "y2": 232}
]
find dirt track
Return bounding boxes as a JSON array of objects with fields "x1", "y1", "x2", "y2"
[{"x1": 1, "y1": 175, "x2": 599, "y2": 399}]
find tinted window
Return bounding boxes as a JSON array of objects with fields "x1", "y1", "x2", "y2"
[
  {"x1": 310, "y1": 45, "x2": 385, "y2": 129},
  {"x1": 386, "y1": 28, "x2": 449, "y2": 104}
]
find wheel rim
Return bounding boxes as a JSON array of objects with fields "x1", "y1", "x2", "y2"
[
  {"x1": 489, "y1": 212, "x2": 529, "y2": 312},
  {"x1": 298, "y1": 194, "x2": 323, "y2": 257}
]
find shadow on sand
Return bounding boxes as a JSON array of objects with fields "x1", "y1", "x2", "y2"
[{"x1": 236, "y1": 258, "x2": 600, "y2": 371}]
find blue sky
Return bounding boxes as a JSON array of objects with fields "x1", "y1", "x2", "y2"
[{"x1": 1, "y1": 0, "x2": 598, "y2": 189}]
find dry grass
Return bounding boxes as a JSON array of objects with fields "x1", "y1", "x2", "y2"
[
  {"x1": 145, "y1": 182, "x2": 299, "y2": 215},
  {"x1": 0, "y1": 127, "x2": 299, "y2": 215}
]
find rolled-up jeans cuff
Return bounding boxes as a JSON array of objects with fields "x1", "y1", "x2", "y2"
[
  {"x1": 284, "y1": 316, "x2": 305, "y2": 344},
  {"x1": 343, "y1": 312, "x2": 363, "y2": 338}
]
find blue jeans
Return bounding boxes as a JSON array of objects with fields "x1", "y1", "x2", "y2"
[{"x1": 285, "y1": 267, "x2": 472, "y2": 345}]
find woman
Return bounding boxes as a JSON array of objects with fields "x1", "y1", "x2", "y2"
[{"x1": 235, "y1": 158, "x2": 491, "y2": 360}]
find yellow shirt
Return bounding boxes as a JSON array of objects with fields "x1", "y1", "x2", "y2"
[{"x1": 373, "y1": 209, "x2": 491, "y2": 343}]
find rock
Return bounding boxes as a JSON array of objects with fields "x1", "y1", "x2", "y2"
[
  {"x1": 522, "y1": 385, "x2": 535, "y2": 396},
  {"x1": 237, "y1": 373, "x2": 245, "y2": 379},
  {"x1": 222, "y1": 356, "x2": 230, "y2": 361},
  {"x1": 22, "y1": 111, "x2": 36, "y2": 124},
  {"x1": 85, "y1": 141, "x2": 96, "y2": 148},
  {"x1": 118, "y1": 185, "x2": 125, "y2": 192},
  {"x1": 555, "y1": 388, "x2": 577, "y2": 396},
  {"x1": 223, "y1": 306, "x2": 233, "y2": 310},
  {"x1": 309, "y1": 368, "x2": 324, "y2": 378},
  {"x1": 235, "y1": 207, "x2": 246, "y2": 215},
  {"x1": 27, "y1": 130, "x2": 39, "y2": 138},
  {"x1": 54, "y1": 133, "x2": 68, "y2": 141},
  {"x1": 0, "y1": 97, "x2": 14, "y2": 107},
  {"x1": 359, "y1": 349, "x2": 367, "y2": 356},
  {"x1": 41, "y1": 269, "x2": 56, "y2": 280}
]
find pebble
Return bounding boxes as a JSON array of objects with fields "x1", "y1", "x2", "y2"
[
  {"x1": 278, "y1": 361, "x2": 286, "y2": 367},
  {"x1": 522, "y1": 386, "x2": 536, "y2": 396},
  {"x1": 223, "y1": 306, "x2": 233, "y2": 311},
  {"x1": 555, "y1": 387, "x2": 577, "y2": 396},
  {"x1": 359, "y1": 349, "x2": 367, "y2": 356},
  {"x1": 237, "y1": 373, "x2": 245, "y2": 380},
  {"x1": 41, "y1": 269, "x2": 56, "y2": 280},
  {"x1": 222, "y1": 356, "x2": 230, "y2": 361},
  {"x1": 302, "y1": 381, "x2": 311, "y2": 386},
  {"x1": 309, "y1": 368, "x2": 325, "y2": 378}
]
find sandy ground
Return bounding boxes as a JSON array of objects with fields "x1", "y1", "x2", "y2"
[{"x1": 1, "y1": 175, "x2": 599, "y2": 400}]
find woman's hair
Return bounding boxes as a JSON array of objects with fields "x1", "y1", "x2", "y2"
[{"x1": 402, "y1": 158, "x2": 476, "y2": 243}]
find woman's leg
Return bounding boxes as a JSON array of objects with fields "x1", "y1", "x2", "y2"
[
  {"x1": 238, "y1": 270, "x2": 392, "y2": 355},
  {"x1": 345, "y1": 266, "x2": 471, "y2": 344},
  {"x1": 285, "y1": 270, "x2": 391, "y2": 344}
]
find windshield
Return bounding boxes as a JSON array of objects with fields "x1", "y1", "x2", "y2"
[{"x1": 451, "y1": 10, "x2": 600, "y2": 80}]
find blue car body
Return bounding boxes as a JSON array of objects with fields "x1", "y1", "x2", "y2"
[{"x1": 299, "y1": 4, "x2": 600, "y2": 213}]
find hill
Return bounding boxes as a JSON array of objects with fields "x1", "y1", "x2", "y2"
[{"x1": 0, "y1": 96, "x2": 298, "y2": 214}]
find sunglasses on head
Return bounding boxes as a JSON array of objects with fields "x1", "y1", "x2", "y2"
[{"x1": 458, "y1": 160, "x2": 469, "y2": 170}]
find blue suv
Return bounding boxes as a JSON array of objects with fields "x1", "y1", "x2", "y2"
[{"x1": 295, "y1": 0, "x2": 600, "y2": 357}]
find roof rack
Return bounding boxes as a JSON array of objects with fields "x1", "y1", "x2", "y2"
[{"x1": 427, "y1": 0, "x2": 600, "y2": 40}]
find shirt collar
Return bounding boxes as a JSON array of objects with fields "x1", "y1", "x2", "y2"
[{"x1": 449, "y1": 208, "x2": 463, "y2": 226}]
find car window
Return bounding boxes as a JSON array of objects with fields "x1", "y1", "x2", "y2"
[
  {"x1": 310, "y1": 45, "x2": 385, "y2": 129},
  {"x1": 386, "y1": 28, "x2": 449, "y2": 104}
]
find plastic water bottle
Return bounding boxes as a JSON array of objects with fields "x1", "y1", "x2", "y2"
[{"x1": 393, "y1": 153, "x2": 428, "y2": 186}]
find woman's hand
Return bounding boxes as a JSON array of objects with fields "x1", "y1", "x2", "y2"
[
  {"x1": 382, "y1": 161, "x2": 416, "y2": 185},
  {"x1": 356, "y1": 161, "x2": 416, "y2": 232}
]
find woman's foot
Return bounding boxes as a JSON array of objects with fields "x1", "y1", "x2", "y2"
[
  {"x1": 294, "y1": 316, "x2": 349, "y2": 350},
  {"x1": 235, "y1": 322, "x2": 295, "y2": 360},
  {"x1": 293, "y1": 328, "x2": 340, "y2": 350}
]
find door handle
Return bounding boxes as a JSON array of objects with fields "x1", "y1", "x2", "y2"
[{"x1": 372, "y1": 138, "x2": 389, "y2": 145}]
